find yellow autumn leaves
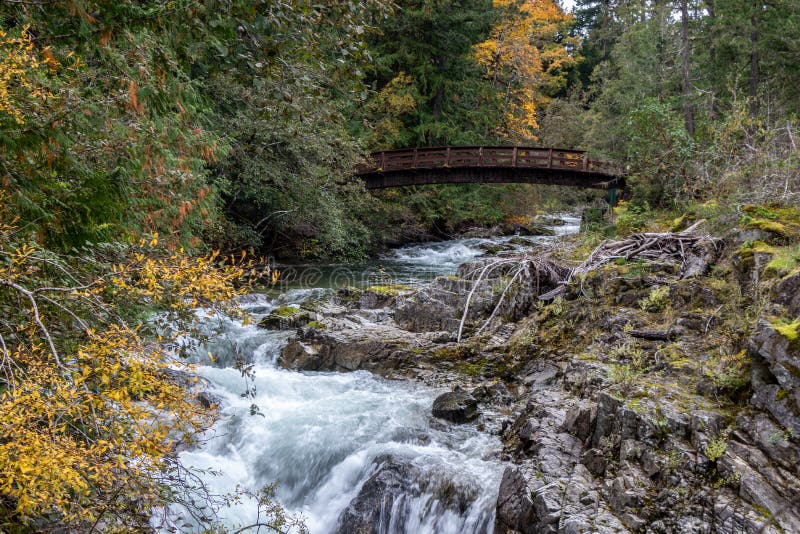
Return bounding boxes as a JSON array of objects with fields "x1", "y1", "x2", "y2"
[
  {"x1": 475, "y1": 0, "x2": 579, "y2": 141},
  {"x1": 0, "y1": 29, "x2": 52, "y2": 125},
  {"x1": 0, "y1": 197, "x2": 263, "y2": 528}
]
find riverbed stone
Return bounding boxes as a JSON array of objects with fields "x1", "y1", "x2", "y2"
[
  {"x1": 431, "y1": 389, "x2": 478, "y2": 423},
  {"x1": 334, "y1": 456, "x2": 420, "y2": 534}
]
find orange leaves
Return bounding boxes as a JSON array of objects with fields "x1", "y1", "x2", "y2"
[
  {"x1": 128, "y1": 79, "x2": 144, "y2": 114},
  {"x1": 99, "y1": 28, "x2": 113, "y2": 47},
  {"x1": 475, "y1": 0, "x2": 578, "y2": 140}
]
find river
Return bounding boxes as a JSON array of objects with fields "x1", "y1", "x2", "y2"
[{"x1": 172, "y1": 216, "x2": 579, "y2": 533}]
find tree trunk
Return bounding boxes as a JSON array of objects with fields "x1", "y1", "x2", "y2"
[
  {"x1": 432, "y1": 56, "x2": 447, "y2": 121},
  {"x1": 680, "y1": 0, "x2": 695, "y2": 136},
  {"x1": 704, "y1": 0, "x2": 718, "y2": 117},
  {"x1": 749, "y1": 1, "x2": 760, "y2": 117}
]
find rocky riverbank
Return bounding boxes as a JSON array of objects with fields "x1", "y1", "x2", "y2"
[{"x1": 268, "y1": 219, "x2": 799, "y2": 533}]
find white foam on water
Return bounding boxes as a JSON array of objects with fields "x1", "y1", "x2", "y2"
[
  {"x1": 174, "y1": 329, "x2": 503, "y2": 533},
  {"x1": 169, "y1": 214, "x2": 580, "y2": 533}
]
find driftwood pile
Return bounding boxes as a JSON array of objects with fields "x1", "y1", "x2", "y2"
[
  {"x1": 456, "y1": 256, "x2": 569, "y2": 342},
  {"x1": 537, "y1": 220, "x2": 722, "y2": 302},
  {"x1": 570, "y1": 220, "x2": 722, "y2": 281},
  {"x1": 458, "y1": 220, "x2": 722, "y2": 340}
]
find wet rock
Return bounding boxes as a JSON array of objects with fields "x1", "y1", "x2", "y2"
[
  {"x1": 278, "y1": 321, "x2": 435, "y2": 377},
  {"x1": 195, "y1": 391, "x2": 222, "y2": 410},
  {"x1": 479, "y1": 242, "x2": 516, "y2": 255},
  {"x1": 258, "y1": 306, "x2": 312, "y2": 330},
  {"x1": 335, "y1": 456, "x2": 420, "y2": 534},
  {"x1": 337, "y1": 453, "x2": 493, "y2": 534},
  {"x1": 459, "y1": 226, "x2": 504, "y2": 238},
  {"x1": 432, "y1": 389, "x2": 478, "y2": 423},
  {"x1": 507, "y1": 236, "x2": 538, "y2": 247},
  {"x1": 394, "y1": 280, "x2": 466, "y2": 332},
  {"x1": 524, "y1": 224, "x2": 556, "y2": 237},
  {"x1": 533, "y1": 215, "x2": 567, "y2": 227}
]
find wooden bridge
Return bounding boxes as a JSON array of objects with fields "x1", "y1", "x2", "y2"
[{"x1": 357, "y1": 146, "x2": 625, "y2": 190}]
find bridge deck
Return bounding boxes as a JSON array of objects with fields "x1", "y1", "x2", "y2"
[{"x1": 357, "y1": 146, "x2": 624, "y2": 190}]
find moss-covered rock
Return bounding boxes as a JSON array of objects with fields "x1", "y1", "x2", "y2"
[{"x1": 259, "y1": 305, "x2": 311, "y2": 329}]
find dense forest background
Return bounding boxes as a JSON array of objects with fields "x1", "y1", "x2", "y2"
[
  {"x1": 0, "y1": 0, "x2": 798, "y2": 530},
  {"x1": 2, "y1": 0, "x2": 798, "y2": 261}
]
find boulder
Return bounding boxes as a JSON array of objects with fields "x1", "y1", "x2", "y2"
[
  {"x1": 494, "y1": 467, "x2": 536, "y2": 534},
  {"x1": 336, "y1": 454, "x2": 491, "y2": 534},
  {"x1": 335, "y1": 456, "x2": 420, "y2": 534},
  {"x1": 258, "y1": 306, "x2": 311, "y2": 330},
  {"x1": 432, "y1": 389, "x2": 478, "y2": 423},
  {"x1": 562, "y1": 401, "x2": 596, "y2": 443},
  {"x1": 525, "y1": 224, "x2": 556, "y2": 237},
  {"x1": 278, "y1": 321, "x2": 438, "y2": 377},
  {"x1": 774, "y1": 270, "x2": 800, "y2": 316},
  {"x1": 748, "y1": 319, "x2": 800, "y2": 437}
]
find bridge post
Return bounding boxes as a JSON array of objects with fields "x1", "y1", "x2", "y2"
[
  {"x1": 478, "y1": 147, "x2": 483, "y2": 166},
  {"x1": 609, "y1": 188, "x2": 619, "y2": 207},
  {"x1": 413, "y1": 148, "x2": 418, "y2": 167},
  {"x1": 547, "y1": 148, "x2": 553, "y2": 168},
  {"x1": 380, "y1": 152, "x2": 386, "y2": 170},
  {"x1": 582, "y1": 153, "x2": 589, "y2": 172},
  {"x1": 512, "y1": 147, "x2": 518, "y2": 167},
  {"x1": 446, "y1": 147, "x2": 451, "y2": 167}
]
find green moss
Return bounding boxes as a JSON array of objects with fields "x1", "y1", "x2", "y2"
[
  {"x1": 704, "y1": 350, "x2": 751, "y2": 399},
  {"x1": 670, "y1": 214, "x2": 688, "y2": 232},
  {"x1": 749, "y1": 502, "x2": 772, "y2": 519},
  {"x1": 305, "y1": 320, "x2": 327, "y2": 330},
  {"x1": 743, "y1": 204, "x2": 800, "y2": 224},
  {"x1": 764, "y1": 245, "x2": 800, "y2": 277},
  {"x1": 741, "y1": 204, "x2": 800, "y2": 239},
  {"x1": 454, "y1": 361, "x2": 486, "y2": 376},
  {"x1": 366, "y1": 284, "x2": 412, "y2": 296},
  {"x1": 736, "y1": 240, "x2": 776, "y2": 258},
  {"x1": 772, "y1": 318, "x2": 800, "y2": 342},
  {"x1": 270, "y1": 305, "x2": 300, "y2": 318},
  {"x1": 704, "y1": 435, "x2": 727, "y2": 462},
  {"x1": 638, "y1": 285, "x2": 670, "y2": 312},
  {"x1": 746, "y1": 218, "x2": 789, "y2": 235}
]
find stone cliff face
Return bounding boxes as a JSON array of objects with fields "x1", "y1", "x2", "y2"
[{"x1": 273, "y1": 231, "x2": 800, "y2": 533}]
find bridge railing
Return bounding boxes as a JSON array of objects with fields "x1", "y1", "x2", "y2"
[{"x1": 359, "y1": 146, "x2": 622, "y2": 176}]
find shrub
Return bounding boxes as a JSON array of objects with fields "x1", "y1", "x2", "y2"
[
  {"x1": 704, "y1": 435, "x2": 728, "y2": 462},
  {"x1": 639, "y1": 285, "x2": 671, "y2": 312}
]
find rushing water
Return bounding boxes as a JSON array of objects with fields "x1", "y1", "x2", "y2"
[{"x1": 173, "y1": 216, "x2": 579, "y2": 533}]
